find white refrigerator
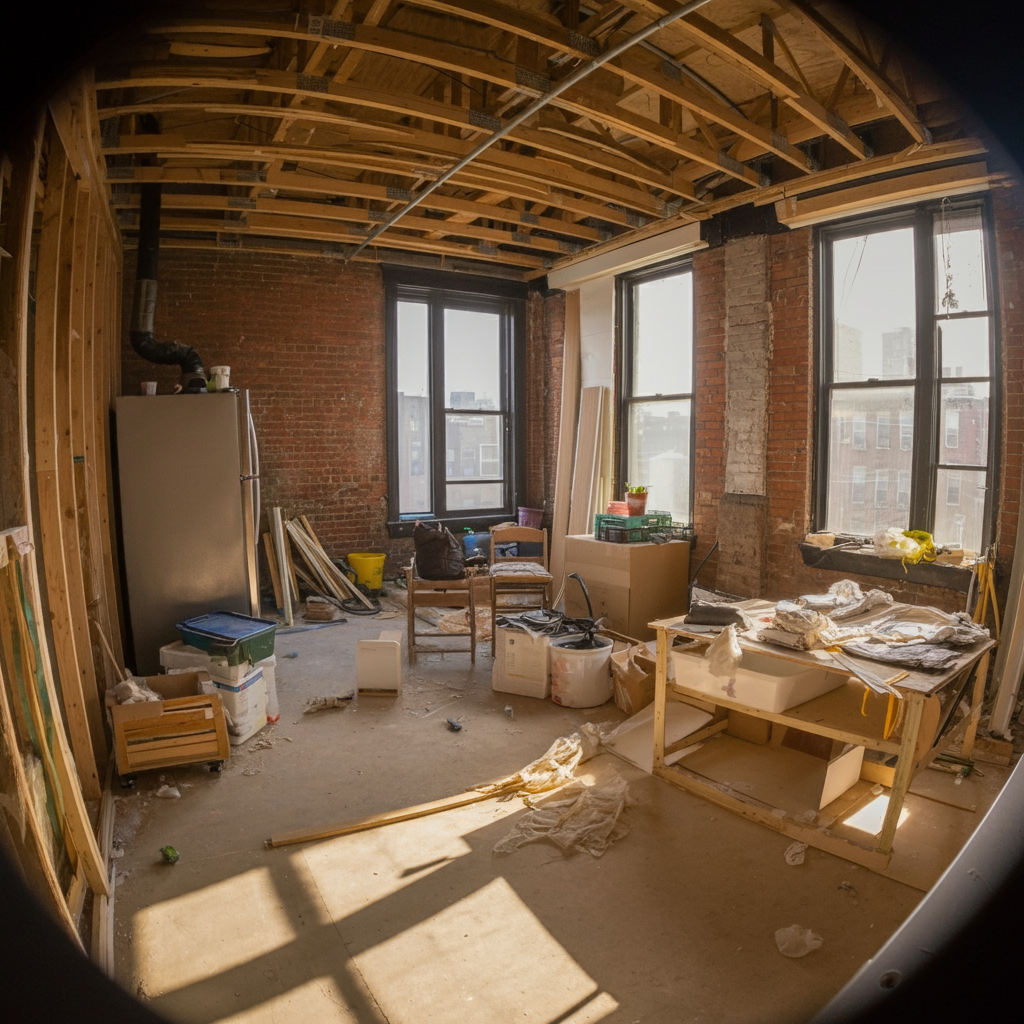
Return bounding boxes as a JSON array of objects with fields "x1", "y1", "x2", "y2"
[{"x1": 115, "y1": 391, "x2": 261, "y2": 675}]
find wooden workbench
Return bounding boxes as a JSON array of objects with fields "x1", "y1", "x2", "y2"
[{"x1": 650, "y1": 601, "x2": 996, "y2": 873}]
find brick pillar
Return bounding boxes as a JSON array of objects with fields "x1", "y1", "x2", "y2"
[{"x1": 717, "y1": 235, "x2": 771, "y2": 597}]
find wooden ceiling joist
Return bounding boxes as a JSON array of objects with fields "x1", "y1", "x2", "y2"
[{"x1": 86, "y1": 1, "x2": 986, "y2": 278}]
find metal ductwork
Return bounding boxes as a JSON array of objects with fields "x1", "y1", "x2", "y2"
[{"x1": 129, "y1": 115, "x2": 207, "y2": 392}]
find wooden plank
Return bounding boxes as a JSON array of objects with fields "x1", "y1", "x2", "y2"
[
  {"x1": 263, "y1": 532, "x2": 284, "y2": 611},
  {"x1": 0, "y1": 639, "x2": 83, "y2": 946},
  {"x1": 876, "y1": 691, "x2": 925, "y2": 856},
  {"x1": 3, "y1": 537, "x2": 109, "y2": 896},
  {"x1": 267, "y1": 780, "x2": 520, "y2": 848},
  {"x1": 567, "y1": 386, "x2": 606, "y2": 537},
  {"x1": 31, "y1": 133, "x2": 102, "y2": 801},
  {"x1": 269, "y1": 507, "x2": 293, "y2": 625}
]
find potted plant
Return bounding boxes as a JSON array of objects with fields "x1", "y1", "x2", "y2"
[{"x1": 625, "y1": 484, "x2": 648, "y2": 516}]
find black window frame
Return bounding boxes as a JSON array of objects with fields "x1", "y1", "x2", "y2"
[
  {"x1": 384, "y1": 267, "x2": 526, "y2": 538},
  {"x1": 814, "y1": 195, "x2": 1000, "y2": 551},
  {"x1": 615, "y1": 255, "x2": 697, "y2": 524}
]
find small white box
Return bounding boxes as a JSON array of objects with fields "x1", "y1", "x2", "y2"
[
  {"x1": 357, "y1": 630, "x2": 402, "y2": 695},
  {"x1": 492, "y1": 626, "x2": 553, "y2": 699},
  {"x1": 671, "y1": 647, "x2": 845, "y2": 713}
]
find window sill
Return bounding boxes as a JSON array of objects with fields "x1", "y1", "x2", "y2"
[
  {"x1": 798, "y1": 542, "x2": 973, "y2": 593},
  {"x1": 387, "y1": 512, "x2": 518, "y2": 539}
]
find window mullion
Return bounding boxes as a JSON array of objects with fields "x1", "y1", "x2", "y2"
[
  {"x1": 430, "y1": 299, "x2": 446, "y2": 517},
  {"x1": 910, "y1": 210, "x2": 937, "y2": 531}
]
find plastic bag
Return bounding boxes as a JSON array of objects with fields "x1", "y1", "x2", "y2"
[
  {"x1": 874, "y1": 527, "x2": 936, "y2": 566},
  {"x1": 705, "y1": 623, "x2": 742, "y2": 678},
  {"x1": 775, "y1": 924, "x2": 823, "y2": 957}
]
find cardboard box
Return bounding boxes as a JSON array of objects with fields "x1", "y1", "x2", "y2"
[
  {"x1": 610, "y1": 643, "x2": 657, "y2": 716},
  {"x1": 776, "y1": 727, "x2": 866, "y2": 811},
  {"x1": 563, "y1": 535, "x2": 689, "y2": 640},
  {"x1": 110, "y1": 671, "x2": 230, "y2": 775}
]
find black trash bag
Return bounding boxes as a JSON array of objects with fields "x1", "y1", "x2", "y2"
[{"x1": 413, "y1": 521, "x2": 466, "y2": 580}]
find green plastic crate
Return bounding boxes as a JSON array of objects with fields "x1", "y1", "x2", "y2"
[{"x1": 175, "y1": 611, "x2": 277, "y2": 666}]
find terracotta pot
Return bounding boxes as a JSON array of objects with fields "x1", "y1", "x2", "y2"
[{"x1": 625, "y1": 491, "x2": 647, "y2": 516}]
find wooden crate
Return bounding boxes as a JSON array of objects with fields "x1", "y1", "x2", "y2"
[{"x1": 111, "y1": 672, "x2": 230, "y2": 776}]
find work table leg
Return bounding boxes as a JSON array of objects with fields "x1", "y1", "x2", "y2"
[
  {"x1": 653, "y1": 626, "x2": 668, "y2": 770},
  {"x1": 877, "y1": 690, "x2": 925, "y2": 856}
]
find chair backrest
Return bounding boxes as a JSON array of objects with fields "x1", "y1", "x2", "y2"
[{"x1": 489, "y1": 525, "x2": 548, "y2": 569}]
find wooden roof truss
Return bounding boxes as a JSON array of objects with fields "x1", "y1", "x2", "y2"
[{"x1": 91, "y1": 0, "x2": 989, "y2": 279}]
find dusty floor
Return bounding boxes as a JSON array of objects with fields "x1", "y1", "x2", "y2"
[{"x1": 109, "y1": 594, "x2": 962, "y2": 1024}]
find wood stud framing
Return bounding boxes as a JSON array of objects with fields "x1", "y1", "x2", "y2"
[{"x1": 85, "y1": 0, "x2": 990, "y2": 278}]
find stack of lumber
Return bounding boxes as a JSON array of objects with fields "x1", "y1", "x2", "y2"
[{"x1": 262, "y1": 511, "x2": 375, "y2": 621}]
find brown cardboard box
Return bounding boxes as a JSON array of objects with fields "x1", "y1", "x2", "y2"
[
  {"x1": 563, "y1": 535, "x2": 690, "y2": 640},
  {"x1": 111, "y1": 671, "x2": 230, "y2": 776},
  {"x1": 610, "y1": 643, "x2": 657, "y2": 716}
]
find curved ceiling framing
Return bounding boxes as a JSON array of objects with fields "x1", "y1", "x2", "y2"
[{"x1": 91, "y1": 0, "x2": 988, "y2": 280}]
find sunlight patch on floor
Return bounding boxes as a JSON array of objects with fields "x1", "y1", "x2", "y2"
[
  {"x1": 352, "y1": 876, "x2": 617, "y2": 1024},
  {"x1": 842, "y1": 794, "x2": 911, "y2": 836},
  {"x1": 300, "y1": 796, "x2": 522, "y2": 920},
  {"x1": 132, "y1": 867, "x2": 297, "y2": 993}
]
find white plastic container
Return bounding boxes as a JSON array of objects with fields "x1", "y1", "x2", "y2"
[
  {"x1": 550, "y1": 635, "x2": 613, "y2": 708},
  {"x1": 492, "y1": 625, "x2": 553, "y2": 698},
  {"x1": 671, "y1": 646, "x2": 844, "y2": 713}
]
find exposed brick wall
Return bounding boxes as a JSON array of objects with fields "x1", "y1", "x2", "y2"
[
  {"x1": 993, "y1": 183, "x2": 1024, "y2": 598},
  {"x1": 524, "y1": 289, "x2": 564, "y2": 529},
  {"x1": 120, "y1": 250, "x2": 558, "y2": 590},
  {"x1": 692, "y1": 246, "x2": 727, "y2": 588}
]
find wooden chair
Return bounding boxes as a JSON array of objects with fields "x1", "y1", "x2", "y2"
[
  {"x1": 488, "y1": 525, "x2": 553, "y2": 656},
  {"x1": 405, "y1": 558, "x2": 477, "y2": 664}
]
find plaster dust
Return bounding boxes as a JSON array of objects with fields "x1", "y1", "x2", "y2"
[{"x1": 111, "y1": 597, "x2": 923, "y2": 1024}]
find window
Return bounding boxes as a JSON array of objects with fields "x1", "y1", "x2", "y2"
[
  {"x1": 876, "y1": 413, "x2": 890, "y2": 449},
  {"x1": 817, "y1": 198, "x2": 995, "y2": 551},
  {"x1": 874, "y1": 469, "x2": 889, "y2": 508},
  {"x1": 617, "y1": 258, "x2": 695, "y2": 523},
  {"x1": 384, "y1": 268, "x2": 525, "y2": 534}
]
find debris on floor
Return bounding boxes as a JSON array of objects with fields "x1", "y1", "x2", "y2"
[
  {"x1": 446, "y1": 717, "x2": 463, "y2": 731},
  {"x1": 784, "y1": 841, "x2": 808, "y2": 865},
  {"x1": 474, "y1": 722, "x2": 612, "y2": 800},
  {"x1": 493, "y1": 770, "x2": 632, "y2": 858},
  {"x1": 159, "y1": 845, "x2": 179, "y2": 864},
  {"x1": 154, "y1": 785, "x2": 180, "y2": 799},
  {"x1": 303, "y1": 691, "x2": 355, "y2": 714},
  {"x1": 282, "y1": 651, "x2": 299, "y2": 659},
  {"x1": 775, "y1": 924, "x2": 823, "y2": 957}
]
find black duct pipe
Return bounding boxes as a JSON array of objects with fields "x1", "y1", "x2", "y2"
[{"x1": 128, "y1": 116, "x2": 207, "y2": 391}]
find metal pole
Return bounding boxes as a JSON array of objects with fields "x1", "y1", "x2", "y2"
[{"x1": 346, "y1": 0, "x2": 717, "y2": 262}]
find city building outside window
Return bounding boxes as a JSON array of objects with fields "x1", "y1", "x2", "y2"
[
  {"x1": 816, "y1": 198, "x2": 995, "y2": 552},
  {"x1": 617, "y1": 258, "x2": 695, "y2": 524}
]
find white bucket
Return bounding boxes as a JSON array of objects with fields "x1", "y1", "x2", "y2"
[
  {"x1": 550, "y1": 635, "x2": 613, "y2": 708},
  {"x1": 210, "y1": 365, "x2": 231, "y2": 390}
]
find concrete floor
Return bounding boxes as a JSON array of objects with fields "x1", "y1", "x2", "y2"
[{"x1": 110, "y1": 596, "x2": 934, "y2": 1024}]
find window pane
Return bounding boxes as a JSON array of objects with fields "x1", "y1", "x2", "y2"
[
  {"x1": 934, "y1": 469, "x2": 987, "y2": 550},
  {"x1": 397, "y1": 302, "x2": 431, "y2": 515},
  {"x1": 632, "y1": 272, "x2": 692, "y2": 396},
  {"x1": 626, "y1": 399, "x2": 691, "y2": 522},
  {"x1": 934, "y1": 206, "x2": 987, "y2": 314},
  {"x1": 876, "y1": 413, "x2": 890, "y2": 449},
  {"x1": 444, "y1": 308, "x2": 501, "y2": 410},
  {"x1": 445, "y1": 412, "x2": 502, "y2": 482},
  {"x1": 940, "y1": 383, "x2": 989, "y2": 466},
  {"x1": 940, "y1": 317, "x2": 990, "y2": 377},
  {"x1": 832, "y1": 228, "x2": 916, "y2": 382},
  {"x1": 446, "y1": 482, "x2": 504, "y2": 510},
  {"x1": 826, "y1": 387, "x2": 913, "y2": 536}
]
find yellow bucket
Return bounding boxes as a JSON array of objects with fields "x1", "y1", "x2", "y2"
[{"x1": 347, "y1": 552, "x2": 386, "y2": 590}]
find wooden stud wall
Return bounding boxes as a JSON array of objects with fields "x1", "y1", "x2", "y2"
[{"x1": 0, "y1": 74, "x2": 124, "y2": 940}]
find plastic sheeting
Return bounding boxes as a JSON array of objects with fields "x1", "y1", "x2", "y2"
[{"x1": 493, "y1": 772, "x2": 632, "y2": 858}]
